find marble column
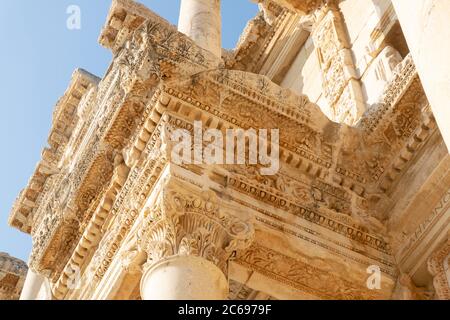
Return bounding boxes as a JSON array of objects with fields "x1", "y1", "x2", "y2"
[
  {"x1": 391, "y1": 0, "x2": 450, "y2": 152},
  {"x1": 141, "y1": 255, "x2": 228, "y2": 300},
  {"x1": 19, "y1": 269, "x2": 46, "y2": 300},
  {"x1": 138, "y1": 184, "x2": 253, "y2": 300},
  {"x1": 178, "y1": 0, "x2": 222, "y2": 58}
]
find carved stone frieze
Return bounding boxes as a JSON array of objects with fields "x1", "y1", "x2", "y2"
[
  {"x1": 235, "y1": 242, "x2": 387, "y2": 299},
  {"x1": 0, "y1": 253, "x2": 28, "y2": 300},
  {"x1": 9, "y1": 69, "x2": 100, "y2": 234},
  {"x1": 262, "y1": 0, "x2": 330, "y2": 15},
  {"x1": 428, "y1": 234, "x2": 450, "y2": 300},
  {"x1": 311, "y1": 4, "x2": 365, "y2": 125}
]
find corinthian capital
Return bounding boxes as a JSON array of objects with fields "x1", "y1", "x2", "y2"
[{"x1": 137, "y1": 186, "x2": 254, "y2": 275}]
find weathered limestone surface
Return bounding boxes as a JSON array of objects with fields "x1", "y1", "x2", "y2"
[
  {"x1": 178, "y1": 0, "x2": 222, "y2": 58},
  {"x1": 6, "y1": 0, "x2": 450, "y2": 300},
  {"x1": 0, "y1": 253, "x2": 28, "y2": 300},
  {"x1": 391, "y1": 0, "x2": 450, "y2": 152},
  {"x1": 19, "y1": 267, "x2": 54, "y2": 300},
  {"x1": 141, "y1": 256, "x2": 229, "y2": 300}
]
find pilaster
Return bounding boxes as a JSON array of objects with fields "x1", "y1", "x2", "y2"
[{"x1": 311, "y1": 2, "x2": 365, "y2": 125}]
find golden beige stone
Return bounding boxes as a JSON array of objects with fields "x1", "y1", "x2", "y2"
[{"x1": 7, "y1": 0, "x2": 450, "y2": 300}]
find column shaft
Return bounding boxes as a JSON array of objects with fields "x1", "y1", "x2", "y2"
[
  {"x1": 391, "y1": 0, "x2": 450, "y2": 151},
  {"x1": 19, "y1": 269, "x2": 46, "y2": 300},
  {"x1": 178, "y1": 0, "x2": 222, "y2": 58},
  {"x1": 140, "y1": 255, "x2": 228, "y2": 300}
]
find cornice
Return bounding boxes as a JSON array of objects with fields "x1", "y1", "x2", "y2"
[
  {"x1": 52, "y1": 93, "x2": 170, "y2": 299},
  {"x1": 8, "y1": 69, "x2": 100, "y2": 234},
  {"x1": 99, "y1": 0, "x2": 173, "y2": 54}
]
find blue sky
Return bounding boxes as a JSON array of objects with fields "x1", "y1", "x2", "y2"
[{"x1": 0, "y1": 0, "x2": 258, "y2": 262}]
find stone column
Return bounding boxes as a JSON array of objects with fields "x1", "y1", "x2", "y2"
[
  {"x1": 391, "y1": 0, "x2": 450, "y2": 152},
  {"x1": 141, "y1": 255, "x2": 228, "y2": 300},
  {"x1": 19, "y1": 269, "x2": 46, "y2": 300},
  {"x1": 138, "y1": 186, "x2": 253, "y2": 300},
  {"x1": 178, "y1": 0, "x2": 222, "y2": 58}
]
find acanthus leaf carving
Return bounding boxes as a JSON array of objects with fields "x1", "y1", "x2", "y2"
[{"x1": 137, "y1": 186, "x2": 254, "y2": 275}]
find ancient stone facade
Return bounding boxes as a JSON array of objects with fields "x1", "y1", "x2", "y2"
[
  {"x1": 7, "y1": 0, "x2": 450, "y2": 300},
  {"x1": 0, "y1": 253, "x2": 27, "y2": 300}
]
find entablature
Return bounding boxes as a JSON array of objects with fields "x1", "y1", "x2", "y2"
[
  {"x1": 99, "y1": 0, "x2": 167, "y2": 54},
  {"x1": 9, "y1": 69, "x2": 99, "y2": 234}
]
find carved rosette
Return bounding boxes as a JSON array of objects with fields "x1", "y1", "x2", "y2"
[{"x1": 137, "y1": 187, "x2": 254, "y2": 275}]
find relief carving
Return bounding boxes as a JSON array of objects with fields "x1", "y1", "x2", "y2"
[{"x1": 137, "y1": 186, "x2": 254, "y2": 275}]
